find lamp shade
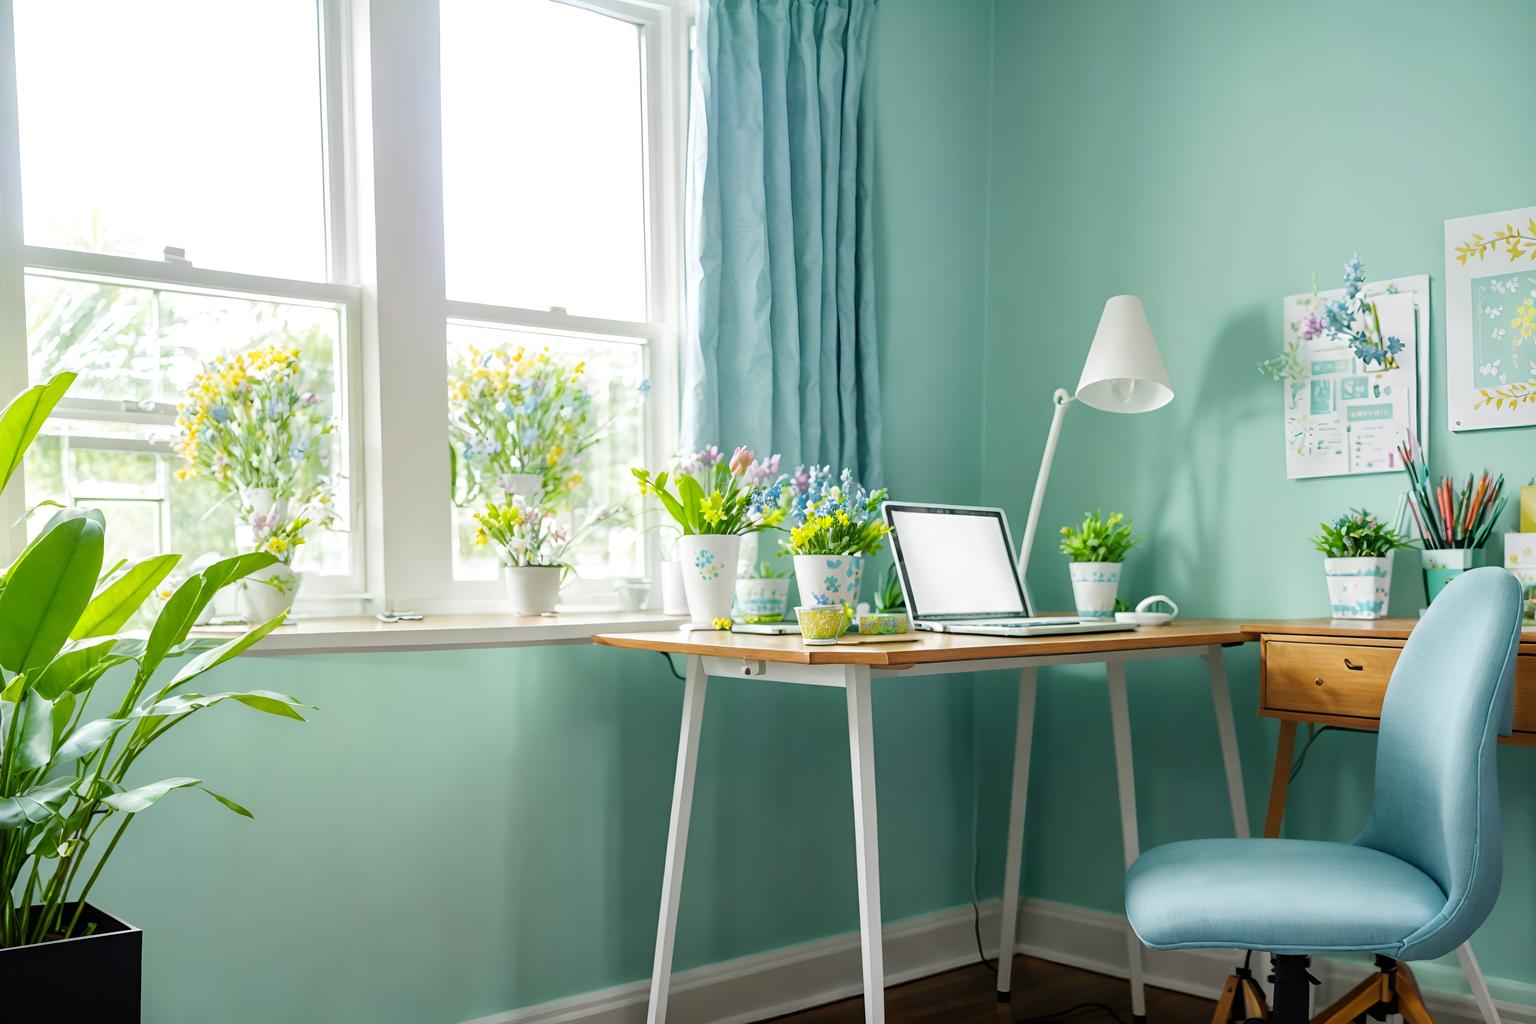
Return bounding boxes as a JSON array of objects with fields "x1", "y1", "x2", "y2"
[{"x1": 1074, "y1": 295, "x2": 1174, "y2": 413}]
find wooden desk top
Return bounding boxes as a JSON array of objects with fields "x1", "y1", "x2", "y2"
[
  {"x1": 592, "y1": 618, "x2": 1255, "y2": 667},
  {"x1": 1244, "y1": 617, "x2": 1536, "y2": 649}
]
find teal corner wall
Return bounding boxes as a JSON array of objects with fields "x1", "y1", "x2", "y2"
[{"x1": 976, "y1": 0, "x2": 1536, "y2": 997}]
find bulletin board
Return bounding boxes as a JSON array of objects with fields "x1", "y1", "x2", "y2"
[{"x1": 1280, "y1": 274, "x2": 1430, "y2": 479}]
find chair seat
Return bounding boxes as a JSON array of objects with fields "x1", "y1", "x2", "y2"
[{"x1": 1125, "y1": 838, "x2": 1447, "y2": 956}]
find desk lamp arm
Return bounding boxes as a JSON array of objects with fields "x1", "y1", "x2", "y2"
[{"x1": 1017, "y1": 387, "x2": 1075, "y2": 595}]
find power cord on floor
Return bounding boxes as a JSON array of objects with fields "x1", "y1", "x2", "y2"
[
  {"x1": 1287, "y1": 725, "x2": 1335, "y2": 783},
  {"x1": 660, "y1": 652, "x2": 686, "y2": 680}
]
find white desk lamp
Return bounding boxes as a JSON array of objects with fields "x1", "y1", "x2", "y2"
[{"x1": 1016, "y1": 295, "x2": 1174, "y2": 592}]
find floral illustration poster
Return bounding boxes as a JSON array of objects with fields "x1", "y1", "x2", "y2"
[
  {"x1": 1279, "y1": 275, "x2": 1428, "y2": 479},
  {"x1": 1445, "y1": 205, "x2": 1536, "y2": 431}
]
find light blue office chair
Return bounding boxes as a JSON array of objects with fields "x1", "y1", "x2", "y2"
[{"x1": 1125, "y1": 567, "x2": 1524, "y2": 1024}]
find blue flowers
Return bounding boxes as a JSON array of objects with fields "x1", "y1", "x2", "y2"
[
  {"x1": 208, "y1": 404, "x2": 230, "y2": 423},
  {"x1": 1317, "y1": 253, "x2": 1402, "y2": 370}
]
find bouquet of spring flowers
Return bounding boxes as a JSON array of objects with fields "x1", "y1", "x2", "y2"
[
  {"x1": 778, "y1": 465, "x2": 890, "y2": 556},
  {"x1": 633, "y1": 445, "x2": 785, "y2": 535},
  {"x1": 448, "y1": 344, "x2": 601, "y2": 507},
  {"x1": 473, "y1": 496, "x2": 623, "y2": 569},
  {"x1": 1306, "y1": 254, "x2": 1403, "y2": 370},
  {"x1": 174, "y1": 343, "x2": 338, "y2": 562}
]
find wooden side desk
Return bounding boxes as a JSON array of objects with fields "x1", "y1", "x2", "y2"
[
  {"x1": 1246, "y1": 618, "x2": 1536, "y2": 1024},
  {"x1": 593, "y1": 621, "x2": 1258, "y2": 1024}
]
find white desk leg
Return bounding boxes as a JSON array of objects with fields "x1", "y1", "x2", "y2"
[
  {"x1": 647, "y1": 656, "x2": 708, "y2": 1024},
  {"x1": 996, "y1": 668, "x2": 1038, "y2": 1002},
  {"x1": 1457, "y1": 942, "x2": 1501, "y2": 1024},
  {"x1": 846, "y1": 665, "x2": 886, "y2": 1024},
  {"x1": 1202, "y1": 648, "x2": 1251, "y2": 839},
  {"x1": 1107, "y1": 661, "x2": 1147, "y2": 1024}
]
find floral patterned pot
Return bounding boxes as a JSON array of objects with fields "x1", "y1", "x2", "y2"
[
  {"x1": 1068, "y1": 561, "x2": 1121, "y2": 619},
  {"x1": 1323, "y1": 556, "x2": 1393, "y2": 619},
  {"x1": 502, "y1": 565, "x2": 562, "y2": 615},
  {"x1": 678, "y1": 534, "x2": 741, "y2": 625},
  {"x1": 240, "y1": 563, "x2": 300, "y2": 624},
  {"x1": 734, "y1": 577, "x2": 791, "y2": 623},
  {"x1": 793, "y1": 554, "x2": 864, "y2": 608}
]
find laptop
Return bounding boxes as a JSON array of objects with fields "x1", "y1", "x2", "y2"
[{"x1": 882, "y1": 502, "x2": 1135, "y2": 637}]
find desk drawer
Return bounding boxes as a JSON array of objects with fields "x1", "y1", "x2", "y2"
[{"x1": 1264, "y1": 641, "x2": 1396, "y2": 719}]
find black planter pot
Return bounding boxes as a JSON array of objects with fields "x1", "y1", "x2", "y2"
[{"x1": 0, "y1": 903, "x2": 141, "y2": 1021}]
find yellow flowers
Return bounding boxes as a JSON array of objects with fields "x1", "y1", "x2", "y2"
[
  {"x1": 264, "y1": 536, "x2": 289, "y2": 555},
  {"x1": 1513, "y1": 298, "x2": 1536, "y2": 345},
  {"x1": 700, "y1": 490, "x2": 726, "y2": 526}
]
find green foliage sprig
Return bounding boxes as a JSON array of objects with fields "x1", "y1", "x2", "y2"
[
  {"x1": 633, "y1": 446, "x2": 782, "y2": 537},
  {"x1": 1310, "y1": 508, "x2": 1410, "y2": 558},
  {"x1": 875, "y1": 564, "x2": 906, "y2": 614},
  {"x1": 2, "y1": 374, "x2": 307, "y2": 949},
  {"x1": 1059, "y1": 509, "x2": 1141, "y2": 563}
]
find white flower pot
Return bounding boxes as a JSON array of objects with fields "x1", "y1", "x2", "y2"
[
  {"x1": 734, "y1": 577, "x2": 791, "y2": 623},
  {"x1": 240, "y1": 487, "x2": 289, "y2": 524},
  {"x1": 240, "y1": 563, "x2": 300, "y2": 624},
  {"x1": 677, "y1": 534, "x2": 741, "y2": 625},
  {"x1": 501, "y1": 565, "x2": 562, "y2": 615},
  {"x1": 660, "y1": 559, "x2": 689, "y2": 615},
  {"x1": 793, "y1": 554, "x2": 864, "y2": 608},
  {"x1": 1324, "y1": 556, "x2": 1393, "y2": 619},
  {"x1": 1068, "y1": 561, "x2": 1122, "y2": 619}
]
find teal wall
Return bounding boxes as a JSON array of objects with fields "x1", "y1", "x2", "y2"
[
  {"x1": 87, "y1": 3, "x2": 1001, "y2": 1022},
  {"x1": 976, "y1": 0, "x2": 1536, "y2": 999}
]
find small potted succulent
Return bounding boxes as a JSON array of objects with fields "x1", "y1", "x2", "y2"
[
  {"x1": 1312, "y1": 508, "x2": 1409, "y2": 619},
  {"x1": 473, "y1": 498, "x2": 622, "y2": 614},
  {"x1": 734, "y1": 561, "x2": 792, "y2": 623},
  {"x1": 1059, "y1": 509, "x2": 1141, "y2": 619},
  {"x1": 779, "y1": 466, "x2": 891, "y2": 608},
  {"x1": 633, "y1": 446, "x2": 784, "y2": 626}
]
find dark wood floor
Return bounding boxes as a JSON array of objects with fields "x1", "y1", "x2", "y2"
[{"x1": 770, "y1": 955, "x2": 1214, "y2": 1024}]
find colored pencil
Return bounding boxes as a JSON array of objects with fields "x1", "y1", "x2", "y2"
[{"x1": 1397, "y1": 437, "x2": 1503, "y2": 551}]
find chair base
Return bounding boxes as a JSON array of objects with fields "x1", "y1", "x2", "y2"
[{"x1": 1211, "y1": 954, "x2": 1434, "y2": 1024}]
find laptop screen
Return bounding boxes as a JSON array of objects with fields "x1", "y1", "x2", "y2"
[{"x1": 884, "y1": 504, "x2": 1030, "y2": 620}]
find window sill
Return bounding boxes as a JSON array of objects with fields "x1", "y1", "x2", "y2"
[{"x1": 192, "y1": 609, "x2": 687, "y2": 657}]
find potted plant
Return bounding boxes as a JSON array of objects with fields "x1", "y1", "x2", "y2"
[
  {"x1": 447, "y1": 344, "x2": 603, "y2": 508},
  {"x1": 473, "y1": 497, "x2": 623, "y2": 614},
  {"x1": 779, "y1": 466, "x2": 891, "y2": 609},
  {"x1": 633, "y1": 446, "x2": 783, "y2": 626},
  {"x1": 1312, "y1": 508, "x2": 1409, "y2": 619},
  {"x1": 1059, "y1": 509, "x2": 1141, "y2": 619},
  {"x1": 734, "y1": 561, "x2": 792, "y2": 623},
  {"x1": 173, "y1": 343, "x2": 339, "y2": 621},
  {"x1": 3, "y1": 373, "x2": 307, "y2": 1020}
]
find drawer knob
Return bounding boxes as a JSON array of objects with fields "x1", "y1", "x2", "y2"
[
  {"x1": 1313, "y1": 677, "x2": 1324, "y2": 686},
  {"x1": 1344, "y1": 658, "x2": 1364, "y2": 671}
]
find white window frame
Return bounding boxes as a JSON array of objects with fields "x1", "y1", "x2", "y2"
[
  {"x1": 0, "y1": 0, "x2": 689, "y2": 616},
  {"x1": 0, "y1": 0, "x2": 369, "y2": 609},
  {"x1": 358, "y1": 0, "x2": 688, "y2": 613}
]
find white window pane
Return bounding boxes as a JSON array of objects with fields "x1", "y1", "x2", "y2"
[
  {"x1": 13, "y1": 0, "x2": 328, "y2": 281},
  {"x1": 447, "y1": 321, "x2": 646, "y2": 583},
  {"x1": 441, "y1": 0, "x2": 649, "y2": 321},
  {"x1": 23, "y1": 275, "x2": 352, "y2": 578}
]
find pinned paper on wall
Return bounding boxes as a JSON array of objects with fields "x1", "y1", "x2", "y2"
[
  {"x1": 1444, "y1": 205, "x2": 1536, "y2": 431},
  {"x1": 1277, "y1": 275, "x2": 1430, "y2": 479}
]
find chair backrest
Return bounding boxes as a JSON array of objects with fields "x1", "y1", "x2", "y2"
[{"x1": 1354, "y1": 566, "x2": 1523, "y2": 960}]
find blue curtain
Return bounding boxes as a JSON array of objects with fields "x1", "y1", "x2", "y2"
[{"x1": 681, "y1": 0, "x2": 882, "y2": 482}]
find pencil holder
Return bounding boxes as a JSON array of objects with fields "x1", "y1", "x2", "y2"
[{"x1": 1421, "y1": 548, "x2": 1481, "y2": 603}]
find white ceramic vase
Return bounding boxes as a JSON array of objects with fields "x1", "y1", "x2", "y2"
[
  {"x1": 502, "y1": 565, "x2": 562, "y2": 614},
  {"x1": 734, "y1": 577, "x2": 791, "y2": 623},
  {"x1": 1068, "y1": 561, "x2": 1122, "y2": 619},
  {"x1": 660, "y1": 559, "x2": 689, "y2": 615},
  {"x1": 677, "y1": 534, "x2": 741, "y2": 625},
  {"x1": 240, "y1": 562, "x2": 300, "y2": 623},
  {"x1": 1323, "y1": 556, "x2": 1393, "y2": 619},
  {"x1": 793, "y1": 554, "x2": 864, "y2": 608}
]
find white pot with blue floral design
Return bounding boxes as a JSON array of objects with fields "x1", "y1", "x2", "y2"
[
  {"x1": 1323, "y1": 556, "x2": 1393, "y2": 619},
  {"x1": 734, "y1": 577, "x2": 791, "y2": 623},
  {"x1": 1068, "y1": 561, "x2": 1121, "y2": 619},
  {"x1": 677, "y1": 534, "x2": 741, "y2": 625},
  {"x1": 793, "y1": 554, "x2": 864, "y2": 608}
]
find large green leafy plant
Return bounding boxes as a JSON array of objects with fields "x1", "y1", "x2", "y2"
[
  {"x1": 0, "y1": 373, "x2": 305, "y2": 948},
  {"x1": 1311, "y1": 508, "x2": 1410, "y2": 558}
]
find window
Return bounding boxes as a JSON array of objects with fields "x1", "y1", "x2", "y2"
[
  {"x1": 439, "y1": 0, "x2": 684, "y2": 601},
  {"x1": 0, "y1": 0, "x2": 689, "y2": 614},
  {"x1": 3, "y1": 0, "x2": 364, "y2": 604}
]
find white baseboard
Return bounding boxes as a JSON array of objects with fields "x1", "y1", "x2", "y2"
[{"x1": 465, "y1": 898, "x2": 1536, "y2": 1024}]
